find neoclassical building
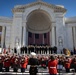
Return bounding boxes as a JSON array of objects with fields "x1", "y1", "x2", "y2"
[{"x1": 0, "y1": 1, "x2": 76, "y2": 53}]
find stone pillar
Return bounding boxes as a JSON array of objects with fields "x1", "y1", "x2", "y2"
[
  {"x1": 43, "y1": 34, "x2": 44, "y2": 44},
  {"x1": 66, "y1": 27, "x2": 73, "y2": 50},
  {"x1": 23, "y1": 22, "x2": 27, "y2": 46},
  {"x1": 55, "y1": 13, "x2": 65, "y2": 53},
  {"x1": 73, "y1": 27, "x2": 76, "y2": 48},
  {"x1": 23, "y1": 25, "x2": 25, "y2": 46},
  {"x1": 26, "y1": 31, "x2": 28, "y2": 46},
  {"x1": 1, "y1": 26, "x2": 5, "y2": 49},
  {"x1": 10, "y1": 12, "x2": 23, "y2": 49},
  {"x1": 51, "y1": 26, "x2": 55, "y2": 47},
  {"x1": 34, "y1": 33, "x2": 35, "y2": 44},
  {"x1": 49, "y1": 31, "x2": 52, "y2": 46}
]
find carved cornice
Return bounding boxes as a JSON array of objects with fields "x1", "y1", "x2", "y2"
[
  {"x1": 54, "y1": 8, "x2": 66, "y2": 13},
  {"x1": 12, "y1": 8, "x2": 24, "y2": 13},
  {"x1": 65, "y1": 21, "x2": 76, "y2": 24},
  {"x1": 0, "y1": 20, "x2": 12, "y2": 24},
  {"x1": 65, "y1": 17, "x2": 76, "y2": 24},
  {"x1": 27, "y1": 26, "x2": 51, "y2": 33},
  {"x1": 0, "y1": 17, "x2": 12, "y2": 20},
  {"x1": 12, "y1": 1, "x2": 67, "y2": 13},
  {"x1": 0, "y1": 17, "x2": 12, "y2": 24}
]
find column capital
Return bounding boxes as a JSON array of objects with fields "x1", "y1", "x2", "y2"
[
  {"x1": 22, "y1": 21, "x2": 27, "y2": 27},
  {"x1": 51, "y1": 22, "x2": 56, "y2": 27}
]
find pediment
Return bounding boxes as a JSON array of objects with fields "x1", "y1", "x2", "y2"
[{"x1": 12, "y1": 1, "x2": 66, "y2": 13}]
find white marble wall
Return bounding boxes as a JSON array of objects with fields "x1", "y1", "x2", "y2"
[
  {"x1": 73, "y1": 27, "x2": 76, "y2": 49},
  {"x1": 10, "y1": 12, "x2": 23, "y2": 51},
  {"x1": 65, "y1": 26, "x2": 73, "y2": 50},
  {"x1": 55, "y1": 13, "x2": 65, "y2": 53},
  {"x1": 65, "y1": 25, "x2": 73, "y2": 50},
  {"x1": 5, "y1": 26, "x2": 11, "y2": 48},
  {"x1": 1, "y1": 26, "x2": 5, "y2": 48}
]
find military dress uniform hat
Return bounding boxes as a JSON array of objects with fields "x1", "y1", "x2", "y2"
[{"x1": 31, "y1": 52, "x2": 36, "y2": 56}]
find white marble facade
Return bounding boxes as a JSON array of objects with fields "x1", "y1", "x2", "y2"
[{"x1": 0, "y1": 1, "x2": 76, "y2": 53}]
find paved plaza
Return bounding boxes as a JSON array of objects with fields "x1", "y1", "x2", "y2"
[{"x1": 0, "y1": 65, "x2": 76, "y2": 75}]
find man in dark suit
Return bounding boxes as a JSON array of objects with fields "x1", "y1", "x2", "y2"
[
  {"x1": 53, "y1": 46, "x2": 57, "y2": 54},
  {"x1": 29, "y1": 52, "x2": 39, "y2": 75}
]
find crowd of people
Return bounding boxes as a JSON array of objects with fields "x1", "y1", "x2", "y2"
[
  {"x1": 13, "y1": 45, "x2": 76, "y2": 56},
  {"x1": 1, "y1": 44, "x2": 76, "y2": 75},
  {"x1": 14, "y1": 45, "x2": 57, "y2": 54},
  {"x1": 0, "y1": 52, "x2": 76, "y2": 75}
]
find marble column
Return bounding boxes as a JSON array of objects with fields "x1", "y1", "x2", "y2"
[
  {"x1": 34, "y1": 33, "x2": 35, "y2": 44},
  {"x1": 26, "y1": 31, "x2": 28, "y2": 46},
  {"x1": 23, "y1": 22, "x2": 27, "y2": 46},
  {"x1": 1, "y1": 26, "x2": 5, "y2": 52},
  {"x1": 73, "y1": 27, "x2": 76, "y2": 48},
  {"x1": 23, "y1": 26, "x2": 25, "y2": 46},
  {"x1": 43, "y1": 34, "x2": 44, "y2": 44},
  {"x1": 51, "y1": 26, "x2": 55, "y2": 47},
  {"x1": 49, "y1": 31, "x2": 52, "y2": 46}
]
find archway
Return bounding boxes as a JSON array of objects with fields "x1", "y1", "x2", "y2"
[{"x1": 26, "y1": 9, "x2": 52, "y2": 45}]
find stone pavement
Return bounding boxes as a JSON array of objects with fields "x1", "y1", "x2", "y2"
[
  {"x1": 0, "y1": 65, "x2": 76, "y2": 75},
  {"x1": 0, "y1": 72, "x2": 75, "y2": 75}
]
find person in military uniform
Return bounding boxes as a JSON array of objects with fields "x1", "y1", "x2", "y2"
[
  {"x1": 20, "y1": 56, "x2": 28, "y2": 72},
  {"x1": 13, "y1": 58, "x2": 19, "y2": 72},
  {"x1": 4, "y1": 57, "x2": 10, "y2": 72},
  {"x1": 71, "y1": 56, "x2": 76, "y2": 72},
  {"x1": 48, "y1": 55, "x2": 58, "y2": 75},
  {"x1": 64, "y1": 56, "x2": 71, "y2": 72},
  {"x1": 29, "y1": 52, "x2": 39, "y2": 75},
  {"x1": 0, "y1": 57, "x2": 3, "y2": 72}
]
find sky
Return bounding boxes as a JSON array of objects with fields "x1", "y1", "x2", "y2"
[{"x1": 0, "y1": 0, "x2": 76, "y2": 18}]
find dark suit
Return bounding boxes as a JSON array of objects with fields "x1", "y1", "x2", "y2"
[{"x1": 29, "y1": 57, "x2": 39, "y2": 75}]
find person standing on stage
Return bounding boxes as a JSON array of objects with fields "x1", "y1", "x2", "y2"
[
  {"x1": 24, "y1": 46, "x2": 27, "y2": 54},
  {"x1": 53, "y1": 46, "x2": 57, "y2": 54},
  {"x1": 48, "y1": 55, "x2": 58, "y2": 75},
  {"x1": 14, "y1": 47, "x2": 17, "y2": 54}
]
